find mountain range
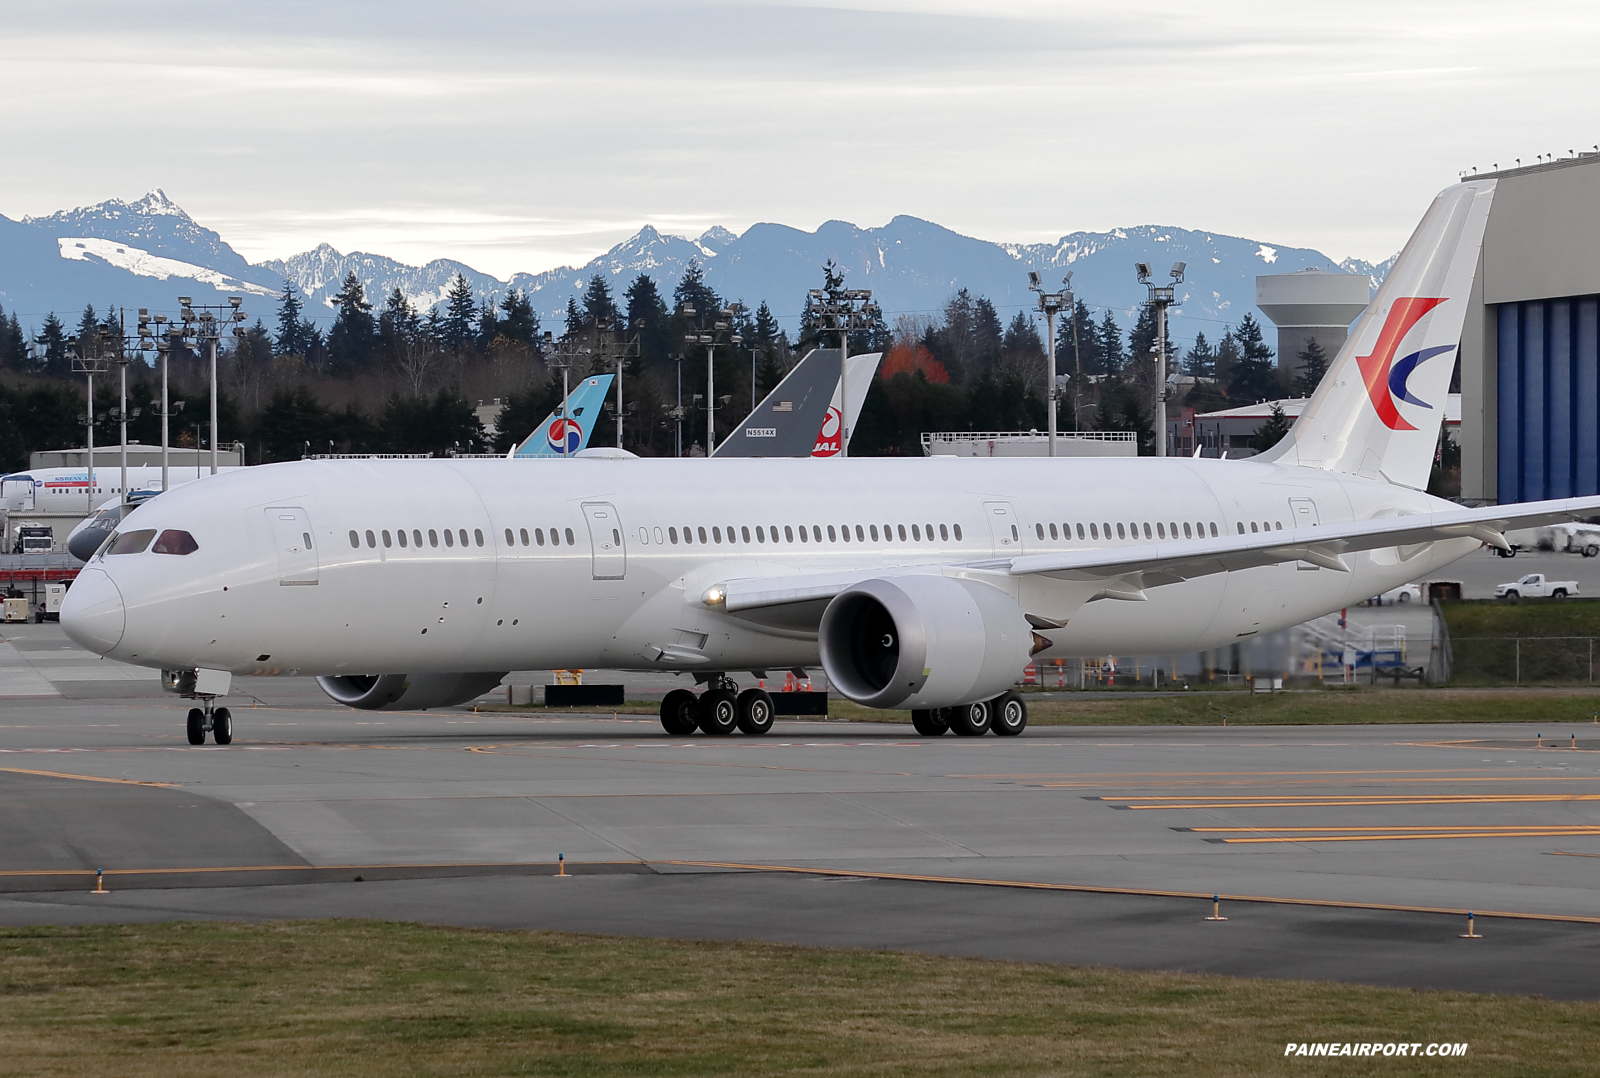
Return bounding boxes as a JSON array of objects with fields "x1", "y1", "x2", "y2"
[{"x1": 0, "y1": 191, "x2": 1395, "y2": 348}]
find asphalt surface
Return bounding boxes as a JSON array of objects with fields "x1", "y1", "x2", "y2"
[{"x1": 5, "y1": 621, "x2": 1600, "y2": 999}]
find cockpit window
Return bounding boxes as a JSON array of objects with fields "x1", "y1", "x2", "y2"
[
  {"x1": 107, "y1": 529, "x2": 156, "y2": 555},
  {"x1": 152, "y1": 529, "x2": 199, "y2": 555}
]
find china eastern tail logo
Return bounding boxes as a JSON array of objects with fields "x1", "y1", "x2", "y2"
[{"x1": 1355, "y1": 297, "x2": 1456, "y2": 431}]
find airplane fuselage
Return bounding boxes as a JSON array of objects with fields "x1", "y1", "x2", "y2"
[{"x1": 69, "y1": 455, "x2": 1476, "y2": 680}]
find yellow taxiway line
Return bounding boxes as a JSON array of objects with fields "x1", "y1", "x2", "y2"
[{"x1": 0, "y1": 766, "x2": 174, "y2": 787}]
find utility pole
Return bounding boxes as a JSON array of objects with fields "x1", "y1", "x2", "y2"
[
  {"x1": 681, "y1": 303, "x2": 741, "y2": 456},
  {"x1": 177, "y1": 296, "x2": 247, "y2": 474},
  {"x1": 544, "y1": 331, "x2": 573, "y2": 458},
  {"x1": 1028, "y1": 271, "x2": 1074, "y2": 456},
  {"x1": 69, "y1": 340, "x2": 107, "y2": 516},
  {"x1": 805, "y1": 287, "x2": 880, "y2": 458},
  {"x1": 1135, "y1": 262, "x2": 1184, "y2": 457}
]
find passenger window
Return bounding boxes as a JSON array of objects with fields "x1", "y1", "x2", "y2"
[
  {"x1": 444, "y1": 529, "x2": 454, "y2": 547},
  {"x1": 669, "y1": 527, "x2": 678, "y2": 544},
  {"x1": 784, "y1": 526, "x2": 794, "y2": 542},
  {"x1": 152, "y1": 529, "x2": 198, "y2": 555},
  {"x1": 824, "y1": 525, "x2": 833, "y2": 542},
  {"x1": 1183, "y1": 522, "x2": 1192, "y2": 538},
  {"x1": 1048, "y1": 523, "x2": 1057, "y2": 540},
  {"x1": 382, "y1": 530, "x2": 392, "y2": 547},
  {"x1": 505, "y1": 528, "x2": 514, "y2": 546},
  {"x1": 613, "y1": 529, "x2": 621, "y2": 546},
  {"x1": 367, "y1": 530, "x2": 377, "y2": 548},
  {"x1": 755, "y1": 526, "x2": 764, "y2": 543},
  {"x1": 1209, "y1": 522, "x2": 1218, "y2": 537},
  {"x1": 459, "y1": 529, "x2": 469, "y2": 547},
  {"x1": 398, "y1": 530, "x2": 408, "y2": 548},
  {"x1": 698, "y1": 526, "x2": 708, "y2": 544},
  {"x1": 912, "y1": 524, "x2": 922, "y2": 541},
  {"x1": 474, "y1": 529, "x2": 484, "y2": 547},
  {"x1": 839, "y1": 524, "x2": 850, "y2": 542},
  {"x1": 1143, "y1": 523, "x2": 1152, "y2": 539},
  {"x1": 870, "y1": 525, "x2": 879, "y2": 541},
  {"x1": 1076, "y1": 523, "x2": 1084, "y2": 540},
  {"x1": 811, "y1": 525, "x2": 821, "y2": 542},
  {"x1": 713, "y1": 526, "x2": 722, "y2": 544},
  {"x1": 413, "y1": 529, "x2": 422, "y2": 548},
  {"x1": 1156, "y1": 523, "x2": 1164, "y2": 539},
  {"x1": 565, "y1": 528, "x2": 575, "y2": 545},
  {"x1": 349, "y1": 530, "x2": 359, "y2": 548},
  {"x1": 898, "y1": 524, "x2": 907, "y2": 541},
  {"x1": 798, "y1": 525, "x2": 808, "y2": 543},
  {"x1": 1250, "y1": 522, "x2": 1258, "y2": 534},
  {"x1": 1237, "y1": 522, "x2": 1246, "y2": 534},
  {"x1": 639, "y1": 527, "x2": 649, "y2": 544},
  {"x1": 953, "y1": 524, "x2": 963, "y2": 541},
  {"x1": 925, "y1": 524, "x2": 934, "y2": 540},
  {"x1": 536, "y1": 528, "x2": 546, "y2": 546},
  {"x1": 428, "y1": 529, "x2": 439, "y2": 547},
  {"x1": 551, "y1": 528, "x2": 561, "y2": 547},
  {"x1": 742, "y1": 526, "x2": 751, "y2": 543},
  {"x1": 1090, "y1": 523, "x2": 1099, "y2": 539},
  {"x1": 654, "y1": 527, "x2": 664, "y2": 544}
]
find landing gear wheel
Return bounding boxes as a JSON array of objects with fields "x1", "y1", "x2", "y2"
[
  {"x1": 660, "y1": 689, "x2": 699, "y2": 736},
  {"x1": 185, "y1": 708, "x2": 205, "y2": 746},
  {"x1": 949, "y1": 700, "x2": 992, "y2": 737},
  {"x1": 213, "y1": 707, "x2": 233, "y2": 745},
  {"x1": 697, "y1": 689, "x2": 739, "y2": 736},
  {"x1": 736, "y1": 688, "x2": 775, "y2": 735},
  {"x1": 910, "y1": 709, "x2": 949, "y2": 736},
  {"x1": 1585, "y1": 545, "x2": 1598, "y2": 558},
  {"x1": 991, "y1": 692, "x2": 1027, "y2": 736}
]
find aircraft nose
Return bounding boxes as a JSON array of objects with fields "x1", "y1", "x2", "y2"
[{"x1": 61, "y1": 568, "x2": 125, "y2": 654}]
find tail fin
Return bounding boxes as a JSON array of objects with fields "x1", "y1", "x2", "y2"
[
  {"x1": 713, "y1": 349, "x2": 881, "y2": 458},
  {"x1": 1258, "y1": 180, "x2": 1494, "y2": 489},
  {"x1": 511, "y1": 374, "x2": 616, "y2": 457}
]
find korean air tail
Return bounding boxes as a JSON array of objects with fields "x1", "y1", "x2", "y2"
[
  {"x1": 509, "y1": 374, "x2": 616, "y2": 458},
  {"x1": 1258, "y1": 180, "x2": 1495, "y2": 490}
]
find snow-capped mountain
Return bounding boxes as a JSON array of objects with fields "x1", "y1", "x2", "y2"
[{"x1": 0, "y1": 191, "x2": 1392, "y2": 347}]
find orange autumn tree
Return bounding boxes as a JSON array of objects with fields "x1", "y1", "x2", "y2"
[{"x1": 880, "y1": 341, "x2": 950, "y2": 384}]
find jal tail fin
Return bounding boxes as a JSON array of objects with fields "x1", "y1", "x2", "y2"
[
  {"x1": 1258, "y1": 180, "x2": 1495, "y2": 489},
  {"x1": 512, "y1": 374, "x2": 616, "y2": 457},
  {"x1": 713, "y1": 349, "x2": 881, "y2": 458}
]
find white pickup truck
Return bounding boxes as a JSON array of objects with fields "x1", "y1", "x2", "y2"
[{"x1": 1496, "y1": 573, "x2": 1579, "y2": 600}]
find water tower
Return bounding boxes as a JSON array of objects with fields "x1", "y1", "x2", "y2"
[{"x1": 1255, "y1": 270, "x2": 1370, "y2": 381}]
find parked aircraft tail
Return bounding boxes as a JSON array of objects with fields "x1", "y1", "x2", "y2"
[
  {"x1": 713, "y1": 349, "x2": 881, "y2": 458},
  {"x1": 1258, "y1": 180, "x2": 1495, "y2": 490},
  {"x1": 509, "y1": 374, "x2": 616, "y2": 458}
]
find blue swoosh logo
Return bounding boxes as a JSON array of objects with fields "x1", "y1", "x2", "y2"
[{"x1": 1388, "y1": 345, "x2": 1455, "y2": 409}]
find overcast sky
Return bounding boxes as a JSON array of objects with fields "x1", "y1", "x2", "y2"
[{"x1": 3, "y1": 0, "x2": 1596, "y2": 277}]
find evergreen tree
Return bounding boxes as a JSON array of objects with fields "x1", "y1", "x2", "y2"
[
  {"x1": 274, "y1": 280, "x2": 316, "y2": 356},
  {"x1": 35, "y1": 313, "x2": 68, "y2": 376},
  {"x1": 0, "y1": 306, "x2": 25, "y2": 369},
  {"x1": 673, "y1": 259, "x2": 723, "y2": 321},
  {"x1": 75, "y1": 304, "x2": 100, "y2": 355},
  {"x1": 1214, "y1": 330, "x2": 1242, "y2": 390},
  {"x1": 564, "y1": 297, "x2": 585, "y2": 337},
  {"x1": 441, "y1": 273, "x2": 477, "y2": 351},
  {"x1": 1228, "y1": 314, "x2": 1280, "y2": 402},
  {"x1": 377, "y1": 388, "x2": 486, "y2": 455},
  {"x1": 971, "y1": 297, "x2": 1003, "y2": 372},
  {"x1": 498, "y1": 288, "x2": 539, "y2": 348},
  {"x1": 1098, "y1": 311, "x2": 1124, "y2": 374},
  {"x1": 1295, "y1": 337, "x2": 1329, "y2": 396},
  {"x1": 1183, "y1": 331, "x2": 1217, "y2": 377},
  {"x1": 797, "y1": 260, "x2": 845, "y2": 352},
  {"x1": 325, "y1": 271, "x2": 375, "y2": 374},
  {"x1": 751, "y1": 301, "x2": 785, "y2": 353},
  {"x1": 1001, "y1": 312, "x2": 1043, "y2": 370},
  {"x1": 477, "y1": 300, "x2": 500, "y2": 350},
  {"x1": 1058, "y1": 298, "x2": 1102, "y2": 375},
  {"x1": 581, "y1": 274, "x2": 618, "y2": 326},
  {"x1": 624, "y1": 274, "x2": 670, "y2": 363},
  {"x1": 377, "y1": 288, "x2": 419, "y2": 362},
  {"x1": 1251, "y1": 402, "x2": 1292, "y2": 453}
]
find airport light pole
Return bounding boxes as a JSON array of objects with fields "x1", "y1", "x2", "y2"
[
  {"x1": 1135, "y1": 262, "x2": 1184, "y2": 458},
  {"x1": 68, "y1": 339, "x2": 108, "y2": 516},
  {"x1": 544, "y1": 331, "x2": 574, "y2": 458},
  {"x1": 176, "y1": 296, "x2": 248, "y2": 474},
  {"x1": 668, "y1": 354, "x2": 686, "y2": 457},
  {"x1": 681, "y1": 304, "x2": 742, "y2": 456},
  {"x1": 139, "y1": 315, "x2": 187, "y2": 491},
  {"x1": 1027, "y1": 271, "x2": 1074, "y2": 457},
  {"x1": 805, "y1": 288, "x2": 880, "y2": 459}
]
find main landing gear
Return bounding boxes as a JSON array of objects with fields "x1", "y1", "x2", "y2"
[
  {"x1": 659, "y1": 674, "x2": 776, "y2": 737},
  {"x1": 185, "y1": 699, "x2": 233, "y2": 746},
  {"x1": 910, "y1": 691, "x2": 1027, "y2": 738}
]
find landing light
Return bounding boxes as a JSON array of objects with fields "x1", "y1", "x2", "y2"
[{"x1": 701, "y1": 585, "x2": 727, "y2": 607}]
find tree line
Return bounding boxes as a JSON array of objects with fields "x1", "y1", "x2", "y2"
[{"x1": 0, "y1": 259, "x2": 1305, "y2": 472}]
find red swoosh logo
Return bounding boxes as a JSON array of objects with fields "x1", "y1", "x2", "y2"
[{"x1": 1355, "y1": 297, "x2": 1446, "y2": 431}]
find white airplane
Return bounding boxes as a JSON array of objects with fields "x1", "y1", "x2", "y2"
[
  {"x1": 1, "y1": 465, "x2": 234, "y2": 517},
  {"x1": 61, "y1": 179, "x2": 1600, "y2": 746}
]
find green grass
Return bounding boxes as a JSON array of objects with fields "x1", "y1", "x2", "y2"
[
  {"x1": 832, "y1": 689, "x2": 1600, "y2": 727},
  {"x1": 1, "y1": 920, "x2": 1595, "y2": 1077},
  {"x1": 1442, "y1": 600, "x2": 1600, "y2": 685},
  {"x1": 1442, "y1": 597, "x2": 1600, "y2": 637}
]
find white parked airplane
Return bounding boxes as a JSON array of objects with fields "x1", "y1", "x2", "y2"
[{"x1": 61, "y1": 179, "x2": 1600, "y2": 745}]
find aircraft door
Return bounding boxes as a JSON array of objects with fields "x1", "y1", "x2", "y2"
[
  {"x1": 265, "y1": 507, "x2": 319, "y2": 586},
  {"x1": 983, "y1": 500, "x2": 1022, "y2": 555},
  {"x1": 2, "y1": 476, "x2": 36, "y2": 511},
  {"x1": 582, "y1": 501, "x2": 626, "y2": 579},
  {"x1": 1288, "y1": 497, "x2": 1320, "y2": 570}
]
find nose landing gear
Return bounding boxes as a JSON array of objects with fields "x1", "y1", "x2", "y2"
[
  {"x1": 184, "y1": 700, "x2": 233, "y2": 746},
  {"x1": 658, "y1": 674, "x2": 776, "y2": 737}
]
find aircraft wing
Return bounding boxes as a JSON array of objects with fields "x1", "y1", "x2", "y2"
[{"x1": 714, "y1": 495, "x2": 1600, "y2": 618}]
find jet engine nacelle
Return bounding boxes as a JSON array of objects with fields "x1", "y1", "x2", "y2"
[
  {"x1": 316, "y1": 671, "x2": 509, "y2": 711},
  {"x1": 818, "y1": 575, "x2": 1035, "y2": 710}
]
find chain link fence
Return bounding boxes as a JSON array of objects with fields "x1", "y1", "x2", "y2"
[{"x1": 1447, "y1": 636, "x2": 1600, "y2": 685}]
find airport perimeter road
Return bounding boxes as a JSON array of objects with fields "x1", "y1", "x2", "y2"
[
  {"x1": 6, "y1": 622, "x2": 1600, "y2": 997},
  {"x1": 1447, "y1": 545, "x2": 1600, "y2": 598}
]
